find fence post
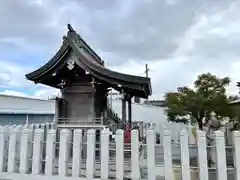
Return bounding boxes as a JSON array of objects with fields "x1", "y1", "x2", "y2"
[
  {"x1": 232, "y1": 131, "x2": 240, "y2": 180},
  {"x1": 16, "y1": 126, "x2": 23, "y2": 163},
  {"x1": 72, "y1": 129, "x2": 82, "y2": 177},
  {"x1": 19, "y1": 129, "x2": 31, "y2": 174},
  {"x1": 45, "y1": 129, "x2": 56, "y2": 176},
  {"x1": 32, "y1": 128, "x2": 44, "y2": 174},
  {"x1": 59, "y1": 129, "x2": 71, "y2": 176},
  {"x1": 196, "y1": 130, "x2": 208, "y2": 180},
  {"x1": 45, "y1": 123, "x2": 49, "y2": 133},
  {"x1": 0, "y1": 126, "x2": 7, "y2": 173},
  {"x1": 146, "y1": 129, "x2": 155, "y2": 180},
  {"x1": 159, "y1": 124, "x2": 163, "y2": 145},
  {"x1": 188, "y1": 126, "x2": 196, "y2": 145},
  {"x1": 116, "y1": 129, "x2": 124, "y2": 180},
  {"x1": 36, "y1": 124, "x2": 41, "y2": 129},
  {"x1": 101, "y1": 128, "x2": 109, "y2": 180},
  {"x1": 131, "y1": 129, "x2": 140, "y2": 180},
  {"x1": 180, "y1": 130, "x2": 190, "y2": 180},
  {"x1": 215, "y1": 131, "x2": 227, "y2": 180},
  {"x1": 7, "y1": 127, "x2": 20, "y2": 173},
  {"x1": 163, "y1": 130, "x2": 173, "y2": 180},
  {"x1": 86, "y1": 129, "x2": 96, "y2": 179},
  {"x1": 28, "y1": 125, "x2": 34, "y2": 159}
]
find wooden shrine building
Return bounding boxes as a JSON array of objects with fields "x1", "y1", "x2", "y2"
[{"x1": 25, "y1": 24, "x2": 152, "y2": 128}]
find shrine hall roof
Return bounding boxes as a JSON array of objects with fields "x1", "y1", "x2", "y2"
[{"x1": 25, "y1": 24, "x2": 152, "y2": 98}]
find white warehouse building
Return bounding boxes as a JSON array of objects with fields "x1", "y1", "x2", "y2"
[{"x1": 0, "y1": 95, "x2": 55, "y2": 125}]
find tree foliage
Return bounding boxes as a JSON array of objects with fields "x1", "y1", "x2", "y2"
[
  {"x1": 164, "y1": 73, "x2": 232, "y2": 130},
  {"x1": 228, "y1": 100, "x2": 240, "y2": 130}
]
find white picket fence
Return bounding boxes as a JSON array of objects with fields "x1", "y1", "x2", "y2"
[{"x1": 0, "y1": 124, "x2": 240, "y2": 180}]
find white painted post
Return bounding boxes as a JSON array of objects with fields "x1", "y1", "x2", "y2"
[
  {"x1": 28, "y1": 125, "x2": 34, "y2": 166},
  {"x1": 19, "y1": 129, "x2": 30, "y2": 174},
  {"x1": 45, "y1": 129, "x2": 56, "y2": 176},
  {"x1": 101, "y1": 128, "x2": 109, "y2": 180},
  {"x1": 215, "y1": 131, "x2": 227, "y2": 180},
  {"x1": 86, "y1": 129, "x2": 96, "y2": 179},
  {"x1": 232, "y1": 131, "x2": 240, "y2": 180},
  {"x1": 188, "y1": 126, "x2": 195, "y2": 144},
  {"x1": 163, "y1": 130, "x2": 173, "y2": 180},
  {"x1": 50, "y1": 123, "x2": 55, "y2": 129},
  {"x1": 196, "y1": 130, "x2": 209, "y2": 180},
  {"x1": 147, "y1": 129, "x2": 156, "y2": 180},
  {"x1": 26, "y1": 114, "x2": 29, "y2": 125},
  {"x1": 0, "y1": 126, "x2": 7, "y2": 173},
  {"x1": 159, "y1": 124, "x2": 164, "y2": 145},
  {"x1": 16, "y1": 127, "x2": 22, "y2": 162},
  {"x1": 59, "y1": 129, "x2": 71, "y2": 176},
  {"x1": 172, "y1": 123, "x2": 177, "y2": 143},
  {"x1": 32, "y1": 129, "x2": 44, "y2": 174},
  {"x1": 7, "y1": 127, "x2": 20, "y2": 173},
  {"x1": 29, "y1": 124, "x2": 35, "y2": 129},
  {"x1": 100, "y1": 128, "x2": 109, "y2": 180},
  {"x1": 180, "y1": 130, "x2": 190, "y2": 180},
  {"x1": 72, "y1": 129, "x2": 82, "y2": 177},
  {"x1": 36, "y1": 124, "x2": 41, "y2": 129},
  {"x1": 116, "y1": 129, "x2": 124, "y2": 180},
  {"x1": 23, "y1": 124, "x2": 29, "y2": 129},
  {"x1": 131, "y1": 129, "x2": 140, "y2": 180},
  {"x1": 4, "y1": 126, "x2": 10, "y2": 162},
  {"x1": 45, "y1": 123, "x2": 49, "y2": 133}
]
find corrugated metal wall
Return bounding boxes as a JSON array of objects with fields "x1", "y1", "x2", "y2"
[
  {"x1": 0, "y1": 114, "x2": 54, "y2": 125},
  {"x1": 0, "y1": 95, "x2": 55, "y2": 114}
]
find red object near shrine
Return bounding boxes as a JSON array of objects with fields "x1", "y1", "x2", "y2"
[{"x1": 124, "y1": 126, "x2": 131, "y2": 144}]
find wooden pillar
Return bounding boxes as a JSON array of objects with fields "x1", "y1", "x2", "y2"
[
  {"x1": 54, "y1": 98, "x2": 59, "y2": 124},
  {"x1": 121, "y1": 96, "x2": 126, "y2": 123},
  {"x1": 128, "y1": 98, "x2": 132, "y2": 126}
]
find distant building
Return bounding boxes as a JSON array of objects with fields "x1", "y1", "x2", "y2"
[
  {"x1": 0, "y1": 94, "x2": 55, "y2": 125},
  {"x1": 144, "y1": 100, "x2": 165, "y2": 107}
]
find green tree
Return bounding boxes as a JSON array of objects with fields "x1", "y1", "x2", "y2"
[
  {"x1": 164, "y1": 73, "x2": 232, "y2": 130},
  {"x1": 228, "y1": 100, "x2": 240, "y2": 130}
]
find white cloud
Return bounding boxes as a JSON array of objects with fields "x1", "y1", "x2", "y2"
[
  {"x1": 0, "y1": 60, "x2": 59, "y2": 99},
  {"x1": 0, "y1": 90, "x2": 30, "y2": 98},
  {"x1": 0, "y1": 61, "x2": 33, "y2": 88},
  {"x1": 0, "y1": 87, "x2": 60, "y2": 100},
  {"x1": 33, "y1": 86, "x2": 60, "y2": 99},
  {"x1": 0, "y1": 0, "x2": 240, "y2": 100}
]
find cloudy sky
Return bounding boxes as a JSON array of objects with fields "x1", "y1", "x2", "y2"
[{"x1": 0, "y1": 0, "x2": 240, "y2": 99}]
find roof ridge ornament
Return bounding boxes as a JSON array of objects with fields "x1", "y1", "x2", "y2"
[
  {"x1": 67, "y1": 24, "x2": 75, "y2": 32},
  {"x1": 67, "y1": 59, "x2": 75, "y2": 70}
]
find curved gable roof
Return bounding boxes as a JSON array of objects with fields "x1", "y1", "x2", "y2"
[{"x1": 25, "y1": 24, "x2": 152, "y2": 98}]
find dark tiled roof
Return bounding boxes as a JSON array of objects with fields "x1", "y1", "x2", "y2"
[{"x1": 25, "y1": 24, "x2": 152, "y2": 98}]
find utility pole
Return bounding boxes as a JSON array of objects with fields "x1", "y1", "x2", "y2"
[
  {"x1": 145, "y1": 64, "x2": 150, "y2": 78},
  {"x1": 110, "y1": 88, "x2": 113, "y2": 109},
  {"x1": 145, "y1": 64, "x2": 150, "y2": 100}
]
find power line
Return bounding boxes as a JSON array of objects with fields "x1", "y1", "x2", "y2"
[{"x1": 184, "y1": 0, "x2": 207, "y2": 29}]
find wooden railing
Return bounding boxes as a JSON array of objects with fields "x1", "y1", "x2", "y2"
[{"x1": 106, "y1": 107, "x2": 125, "y2": 128}]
